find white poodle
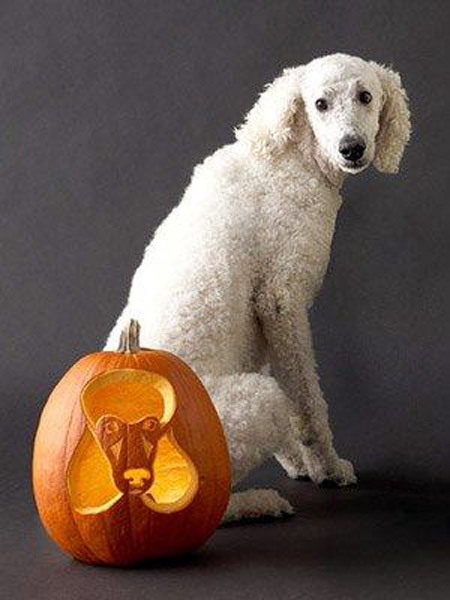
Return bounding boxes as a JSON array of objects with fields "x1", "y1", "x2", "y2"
[{"x1": 106, "y1": 54, "x2": 411, "y2": 521}]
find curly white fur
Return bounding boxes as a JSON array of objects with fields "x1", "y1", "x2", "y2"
[
  {"x1": 223, "y1": 489, "x2": 294, "y2": 523},
  {"x1": 106, "y1": 54, "x2": 411, "y2": 522}
]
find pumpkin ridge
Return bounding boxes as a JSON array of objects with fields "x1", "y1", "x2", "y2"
[
  {"x1": 53, "y1": 356, "x2": 104, "y2": 563},
  {"x1": 66, "y1": 355, "x2": 116, "y2": 563},
  {"x1": 155, "y1": 350, "x2": 230, "y2": 535},
  {"x1": 177, "y1": 361, "x2": 224, "y2": 532}
]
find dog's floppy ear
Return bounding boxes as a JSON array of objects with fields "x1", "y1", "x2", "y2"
[
  {"x1": 235, "y1": 67, "x2": 306, "y2": 159},
  {"x1": 370, "y1": 62, "x2": 411, "y2": 174}
]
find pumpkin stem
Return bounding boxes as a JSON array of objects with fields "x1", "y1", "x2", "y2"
[{"x1": 118, "y1": 319, "x2": 141, "y2": 353}]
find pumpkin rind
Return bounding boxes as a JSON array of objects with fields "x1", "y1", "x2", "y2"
[{"x1": 33, "y1": 327, "x2": 231, "y2": 566}]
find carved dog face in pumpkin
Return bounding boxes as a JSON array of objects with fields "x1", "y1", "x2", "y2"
[
  {"x1": 67, "y1": 369, "x2": 198, "y2": 515},
  {"x1": 94, "y1": 414, "x2": 168, "y2": 496}
]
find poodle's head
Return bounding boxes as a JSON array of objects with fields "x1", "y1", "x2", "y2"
[{"x1": 236, "y1": 54, "x2": 411, "y2": 176}]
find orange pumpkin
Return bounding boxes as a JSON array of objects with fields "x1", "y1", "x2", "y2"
[{"x1": 33, "y1": 320, "x2": 231, "y2": 566}]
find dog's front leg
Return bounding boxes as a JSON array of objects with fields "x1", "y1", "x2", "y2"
[{"x1": 260, "y1": 290, "x2": 356, "y2": 486}]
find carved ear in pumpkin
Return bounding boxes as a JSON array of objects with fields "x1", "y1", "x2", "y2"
[
  {"x1": 81, "y1": 369, "x2": 176, "y2": 426},
  {"x1": 67, "y1": 427, "x2": 122, "y2": 515},
  {"x1": 141, "y1": 430, "x2": 199, "y2": 513}
]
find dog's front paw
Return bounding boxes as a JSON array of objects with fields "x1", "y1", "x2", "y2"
[
  {"x1": 325, "y1": 458, "x2": 357, "y2": 487},
  {"x1": 302, "y1": 453, "x2": 356, "y2": 487}
]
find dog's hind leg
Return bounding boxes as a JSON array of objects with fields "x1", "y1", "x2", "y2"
[{"x1": 201, "y1": 372, "x2": 294, "y2": 522}]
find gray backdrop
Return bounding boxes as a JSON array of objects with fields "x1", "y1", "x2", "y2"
[
  {"x1": 2, "y1": 1, "x2": 450, "y2": 598},
  {"x1": 1, "y1": 2, "x2": 450, "y2": 595}
]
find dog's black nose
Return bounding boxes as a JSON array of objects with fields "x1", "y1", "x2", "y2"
[{"x1": 339, "y1": 136, "x2": 366, "y2": 162}]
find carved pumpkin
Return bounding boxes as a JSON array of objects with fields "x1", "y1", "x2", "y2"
[{"x1": 33, "y1": 320, "x2": 231, "y2": 566}]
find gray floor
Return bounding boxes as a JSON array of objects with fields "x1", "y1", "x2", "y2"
[{"x1": 3, "y1": 461, "x2": 449, "y2": 600}]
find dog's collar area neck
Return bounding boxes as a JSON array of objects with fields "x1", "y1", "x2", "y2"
[
  {"x1": 313, "y1": 149, "x2": 346, "y2": 190},
  {"x1": 279, "y1": 143, "x2": 346, "y2": 191}
]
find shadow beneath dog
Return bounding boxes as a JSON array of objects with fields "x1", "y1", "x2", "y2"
[{"x1": 206, "y1": 463, "x2": 450, "y2": 572}]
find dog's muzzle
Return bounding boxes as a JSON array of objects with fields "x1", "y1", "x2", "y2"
[{"x1": 339, "y1": 135, "x2": 366, "y2": 164}]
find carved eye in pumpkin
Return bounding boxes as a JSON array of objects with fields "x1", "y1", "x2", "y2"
[
  {"x1": 142, "y1": 417, "x2": 159, "y2": 432},
  {"x1": 95, "y1": 416, "x2": 125, "y2": 448},
  {"x1": 105, "y1": 419, "x2": 120, "y2": 435}
]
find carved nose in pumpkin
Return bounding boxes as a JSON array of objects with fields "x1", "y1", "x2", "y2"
[{"x1": 123, "y1": 468, "x2": 151, "y2": 490}]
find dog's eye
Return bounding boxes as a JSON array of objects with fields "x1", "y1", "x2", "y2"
[
  {"x1": 315, "y1": 98, "x2": 328, "y2": 112},
  {"x1": 359, "y1": 91, "x2": 372, "y2": 105}
]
